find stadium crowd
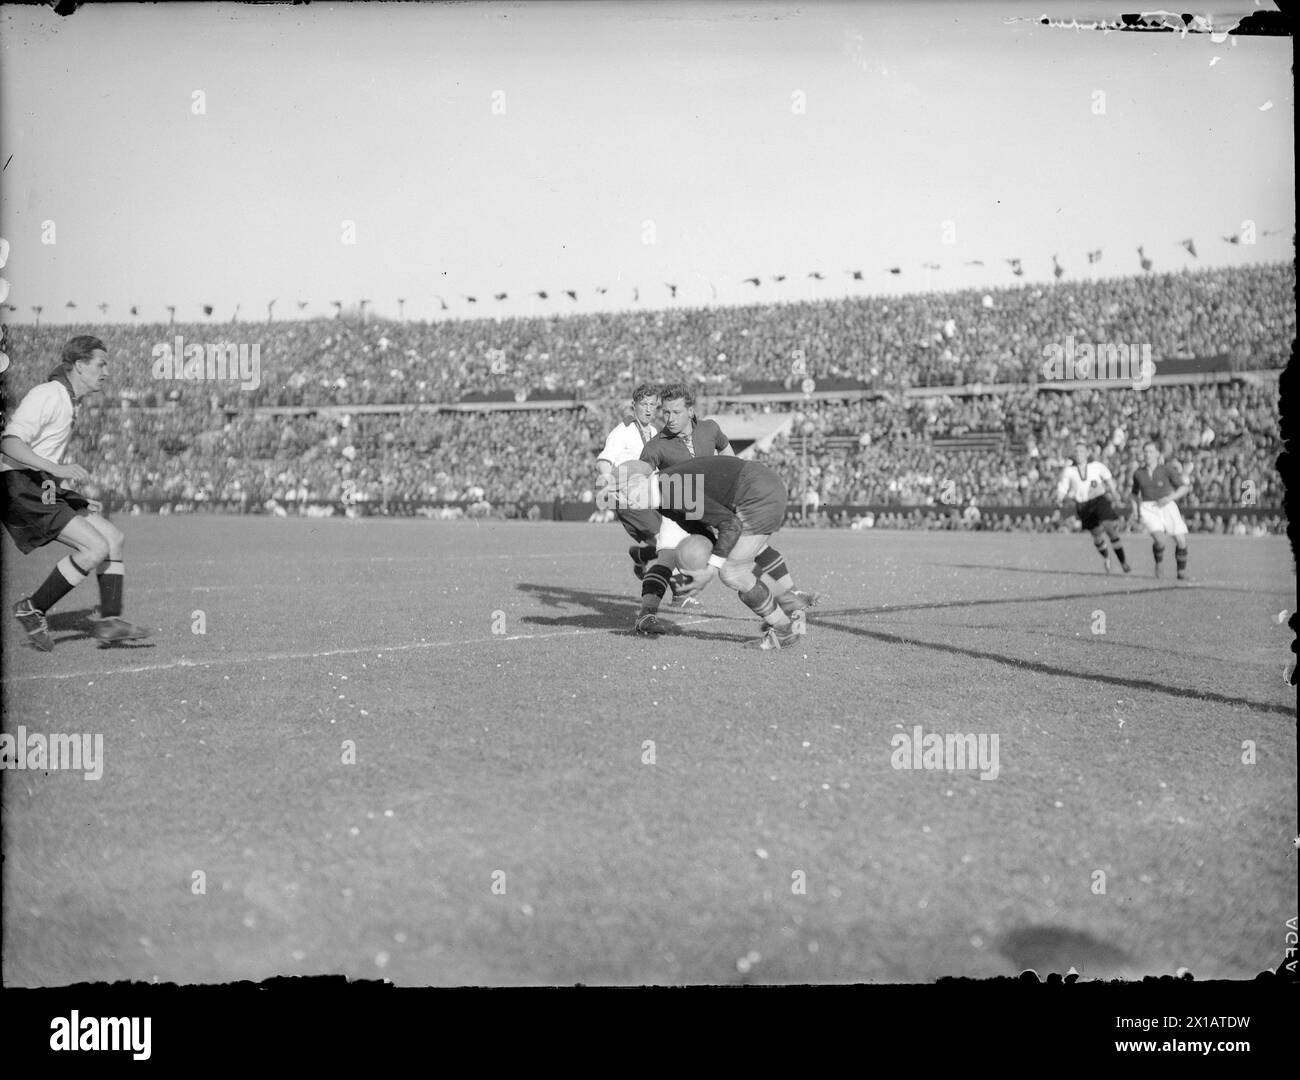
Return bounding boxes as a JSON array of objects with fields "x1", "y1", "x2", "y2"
[
  {"x1": 0, "y1": 263, "x2": 1287, "y2": 529},
  {"x1": 3, "y1": 262, "x2": 1292, "y2": 407}
]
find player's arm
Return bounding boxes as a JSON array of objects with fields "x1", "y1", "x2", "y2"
[
  {"x1": 1054, "y1": 468, "x2": 1071, "y2": 506},
  {"x1": 1160, "y1": 464, "x2": 1190, "y2": 506},
  {"x1": 714, "y1": 424, "x2": 735, "y2": 457},
  {"x1": 672, "y1": 498, "x2": 741, "y2": 595},
  {"x1": 1, "y1": 393, "x2": 88, "y2": 483},
  {"x1": 594, "y1": 428, "x2": 626, "y2": 490}
]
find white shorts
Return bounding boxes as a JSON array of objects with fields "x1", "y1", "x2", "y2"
[
  {"x1": 655, "y1": 515, "x2": 692, "y2": 550},
  {"x1": 1139, "y1": 500, "x2": 1187, "y2": 538}
]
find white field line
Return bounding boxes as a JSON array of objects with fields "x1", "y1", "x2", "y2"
[{"x1": 2, "y1": 618, "x2": 715, "y2": 684}]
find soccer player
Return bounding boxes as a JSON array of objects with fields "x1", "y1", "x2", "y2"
[
  {"x1": 1130, "y1": 440, "x2": 1190, "y2": 580},
  {"x1": 595, "y1": 384, "x2": 663, "y2": 583},
  {"x1": 639, "y1": 382, "x2": 733, "y2": 469},
  {"x1": 1, "y1": 335, "x2": 152, "y2": 651},
  {"x1": 630, "y1": 382, "x2": 731, "y2": 614},
  {"x1": 1055, "y1": 440, "x2": 1131, "y2": 573},
  {"x1": 613, "y1": 456, "x2": 819, "y2": 649}
]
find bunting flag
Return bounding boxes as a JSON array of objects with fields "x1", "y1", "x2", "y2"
[{"x1": 24, "y1": 221, "x2": 1293, "y2": 326}]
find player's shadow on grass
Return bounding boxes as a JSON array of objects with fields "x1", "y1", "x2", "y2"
[
  {"x1": 516, "y1": 582, "x2": 753, "y2": 643},
  {"x1": 44, "y1": 608, "x2": 157, "y2": 650}
]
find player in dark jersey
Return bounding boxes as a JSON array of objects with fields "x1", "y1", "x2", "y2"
[
  {"x1": 1130, "y1": 440, "x2": 1190, "y2": 580},
  {"x1": 612, "y1": 456, "x2": 820, "y2": 649},
  {"x1": 1, "y1": 336, "x2": 152, "y2": 651},
  {"x1": 639, "y1": 382, "x2": 733, "y2": 470}
]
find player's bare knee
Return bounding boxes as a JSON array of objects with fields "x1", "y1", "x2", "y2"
[
  {"x1": 719, "y1": 564, "x2": 754, "y2": 591},
  {"x1": 96, "y1": 520, "x2": 125, "y2": 557},
  {"x1": 78, "y1": 536, "x2": 110, "y2": 566}
]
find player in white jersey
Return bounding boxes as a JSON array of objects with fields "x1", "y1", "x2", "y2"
[
  {"x1": 1, "y1": 336, "x2": 152, "y2": 651},
  {"x1": 1055, "y1": 440, "x2": 1131, "y2": 573},
  {"x1": 595, "y1": 384, "x2": 664, "y2": 582}
]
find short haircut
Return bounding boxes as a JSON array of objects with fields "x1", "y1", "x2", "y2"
[
  {"x1": 659, "y1": 382, "x2": 694, "y2": 408},
  {"x1": 62, "y1": 335, "x2": 107, "y2": 367},
  {"x1": 631, "y1": 383, "x2": 660, "y2": 404}
]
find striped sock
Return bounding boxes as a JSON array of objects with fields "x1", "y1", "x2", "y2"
[{"x1": 638, "y1": 564, "x2": 671, "y2": 616}]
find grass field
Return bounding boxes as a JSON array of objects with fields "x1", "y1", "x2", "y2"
[{"x1": 2, "y1": 516, "x2": 1295, "y2": 986}]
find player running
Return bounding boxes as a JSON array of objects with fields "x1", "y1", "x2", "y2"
[
  {"x1": 1130, "y1": 440, "x2": 1190, "y2": 580},
  {"x1": 1055, "y1": 440, "x2": 1131, "y2": 573},
  {"x1": 2, "y1": 336, "x2": 152, "y2": 651},
  {"x1": 612, "y1": 456, "x2": 820, "y2": 649}
]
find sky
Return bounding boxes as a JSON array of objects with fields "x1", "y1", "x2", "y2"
[{"x1": 0, "y1": 0, "x2": 1293, "y2": 326}]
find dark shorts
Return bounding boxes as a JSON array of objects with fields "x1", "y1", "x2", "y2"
[
  {"x1": 1077, "y1": 494, "x2": 1119, "y2": 532},
  {"x1": 616, "y1": 507, "x2": 661, "y2": 545},
  {"x1": 735, "y1": 468, "x2": 788, "y2": 537},
  {"x1": 1, "y1": 469, "x2": 90, "y2": 554}
]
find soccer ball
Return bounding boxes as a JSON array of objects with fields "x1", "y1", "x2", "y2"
[{"x1": 675, "y1": 534, "x2": 713, "y2": 572}]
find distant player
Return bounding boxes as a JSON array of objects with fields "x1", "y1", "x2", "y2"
[
  {"x1": 595, "y1": 384, "x2": 663, "y2": 583},
  {"x1": 1055, "y1": 440, "x2": 1131, "y2": 573},
  {"x1": 1, "y1": 336, "x2": 152, "y2": 651},
  {"x1": 613, "y1": 456, "x2": 820, "y2": 649},
  {"x1": 1130, "y1": 440, "x2": 1190, "y2": 580}
]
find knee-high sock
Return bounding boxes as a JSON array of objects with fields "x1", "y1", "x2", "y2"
[
  {"x1": 97, "y1": 560, "x2": 124, "y2": 617},
  {"x1": 753, "y1": 546, "x2": 793, "y2": 595},
  {"x1": 31, "y1": 555, "x2": 91, "y2": 614},
  {"x1": 738, "y1": 579, "x2": 790, "y2": 628},
  {"x1": 638, "y1": 564, "x2": 671, "y2": 616},
  {"x1": 1152, "y1": 540, "x2": 1165, "y2": 565},
  {"x1": 1175, "y1": 544, "x2": 1188, "y2": 573}
]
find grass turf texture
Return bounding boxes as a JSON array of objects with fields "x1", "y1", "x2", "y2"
[{"x1": 2, "y1": 517, "x2": 1294, "y2": 985}]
